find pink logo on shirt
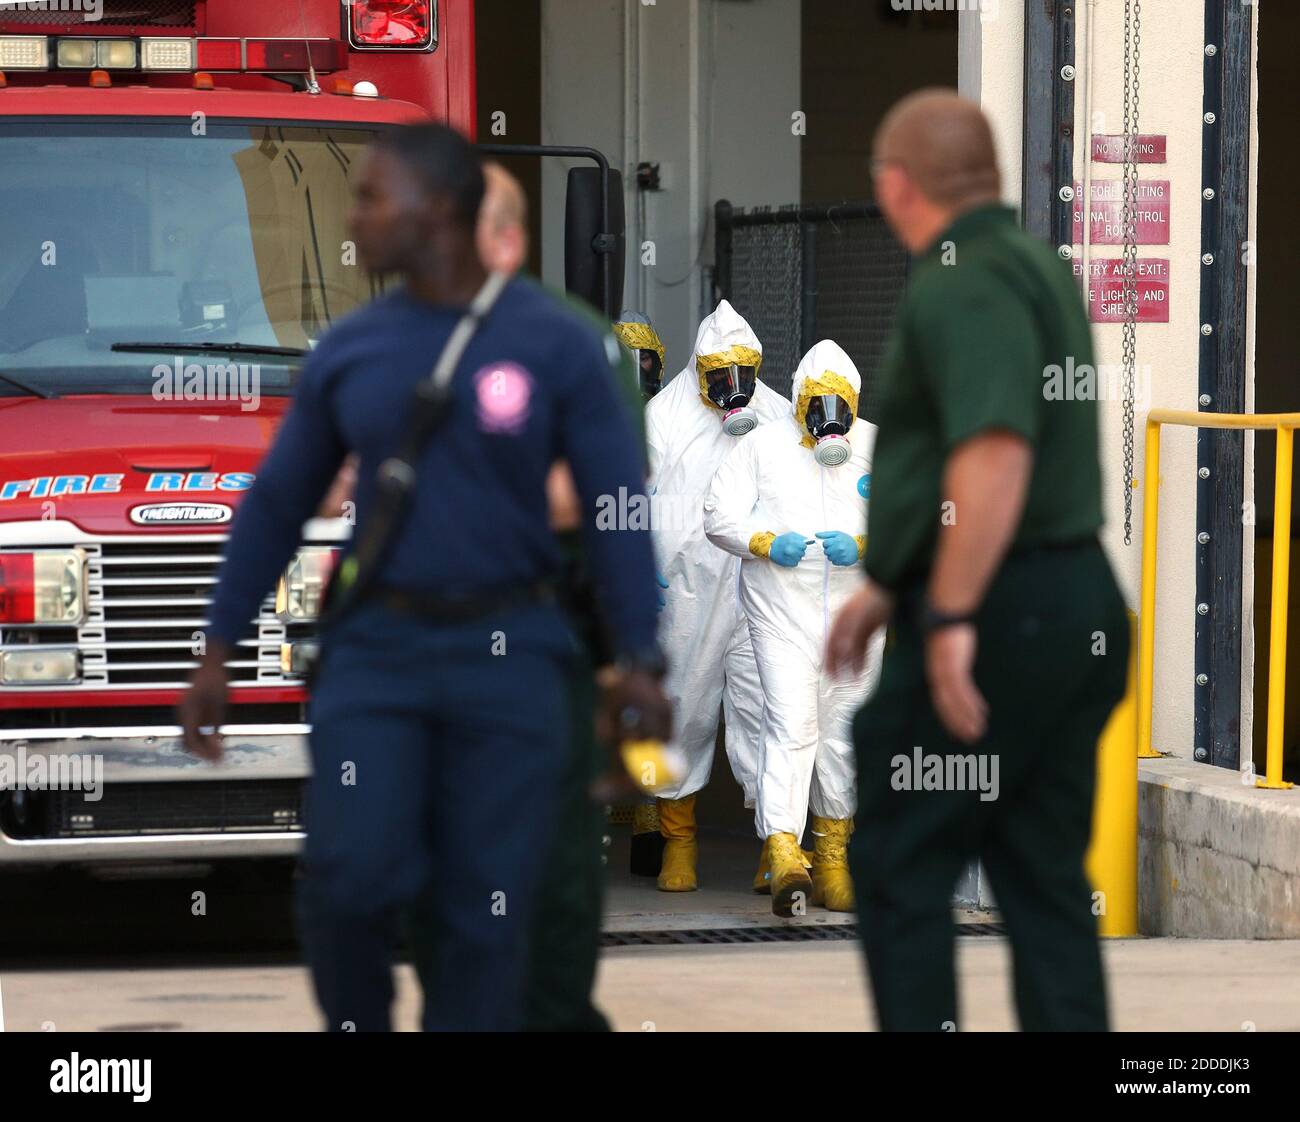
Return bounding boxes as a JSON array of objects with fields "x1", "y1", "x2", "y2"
[{"x1": 473, "y1": 362, "x2": 533, "y2": 434}]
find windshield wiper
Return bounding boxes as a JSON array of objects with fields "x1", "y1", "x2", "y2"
[
  {"x1": 0, "y1": 371, "x2": 57, "y2": 399},
  {"x1": 111, "y1": 341, "x2": 309, "y2": 358}
]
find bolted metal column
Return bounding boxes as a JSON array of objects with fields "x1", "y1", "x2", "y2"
[
  {"x1": 1021, "y1": 0, "x2": 1077, "y2": 249},
  {"x1": 1194, "y1": 0, "x2": 1253, "y2": 769}
]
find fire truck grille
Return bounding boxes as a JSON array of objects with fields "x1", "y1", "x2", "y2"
[
  {"x1": 72, "y1": 537, "x2": 319, "y2": 690},
  {"x1": 44, "y1": 779, "x2": 304, "y2": 838},
  {"x1": 0, "y1": 1, "x2": 196, "y2": 28}
]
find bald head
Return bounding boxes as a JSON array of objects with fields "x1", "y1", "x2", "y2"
[
  {"x1": 875, "y1": 89, "x2": 1000, "y2": 207},
  {"x1": 872, "y1": 89, "x2": 1002, "y2": 252},
  {"x1": 476, "y1": 161, "x2": 529, "y2": 275}
]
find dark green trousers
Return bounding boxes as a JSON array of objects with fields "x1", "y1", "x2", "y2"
[
  {"x1": 520, "y1": 643, "x2": 611, "y2": 1032},
  {"x1": 850, "y1": 541, "x2": 1128, "y2": 1032},
  {"x1": 406, "y1": 639, "x2": 610, "y2": 1032}
]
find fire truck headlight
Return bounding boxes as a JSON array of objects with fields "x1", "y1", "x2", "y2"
[
  {"x1": 275, "y1": 547, "x2": 339, "y2": 622},
  {"x1": 97, "y1": 40, "x2": 138, "y2": 70},
  {"x1": 0, "y1": 551, "x2": 87, "y2": 626},
  {"x1": 279, "y1": 641, "x2": 319, "y2": 677},
  {"x1": 0, "y1": 648, "x2": 81, "y2": 686},
  {"x1": 56, "y1": 39, "x2": 98, "y2": 69}
]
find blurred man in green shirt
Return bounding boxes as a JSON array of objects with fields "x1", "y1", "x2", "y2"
[
  {"x1": 407, "y1": 162, "x2": 645, "y2": 1031},
  {"x1": 827, "y1": 89, "x2": 1128, "y2": 1032}
]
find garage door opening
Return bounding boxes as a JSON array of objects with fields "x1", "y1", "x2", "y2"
[{"x1": 1249, "y1": 0, "x2": 1300, "y2": 783}]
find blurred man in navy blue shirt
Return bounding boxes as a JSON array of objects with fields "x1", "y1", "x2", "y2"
[{"x1": 180, "y1": 124, "x2": 668, "y2": 1032}]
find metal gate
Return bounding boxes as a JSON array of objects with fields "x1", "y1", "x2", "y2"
[{"x1": 712, "y1": 200, "x2": 909, "y2": 421}]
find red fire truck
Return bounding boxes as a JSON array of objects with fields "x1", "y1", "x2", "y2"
[{"x1": 0, "y1": 0, "x2": 613, "y2": 866}]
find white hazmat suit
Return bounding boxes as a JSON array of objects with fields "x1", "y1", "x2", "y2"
[
  {"x1": 645, "y1": 301, "x2": 789, "y2": 890},
  {"x1": 704, "y1": 339, "x2": 883, "y2": 911}
]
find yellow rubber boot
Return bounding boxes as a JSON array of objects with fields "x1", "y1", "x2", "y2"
[
  {"x1": 809, "y1": 816, "x2": 855, "y2": 912},
  {"x1": 754, "y1": 843, "x2": 814, "y2": 893},
  {"x1": 656, "y1": 795, "x2": 698, "y2": 892},
  {"x1": 766, "y1": 832, "x2": 813, "y2": 917}
]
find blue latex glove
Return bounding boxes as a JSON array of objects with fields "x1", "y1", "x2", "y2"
[
  {"x1": 656, "y1": 572, "x2": 670, "y2": 611},
  {"x1": 769, "y1": 532, "x2": 813, "y2": 568},
  {"x1": 816, "y1": 530, "x2": 859, "y2": 567}
]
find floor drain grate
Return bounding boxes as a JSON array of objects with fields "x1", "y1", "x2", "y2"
[{"x1": 603, "y1": 922, "x2": 1004, "y2": 946}]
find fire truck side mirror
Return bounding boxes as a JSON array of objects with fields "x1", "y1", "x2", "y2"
[{"x1": 564, "y1": 166, "x2": 624, "y2": 321}]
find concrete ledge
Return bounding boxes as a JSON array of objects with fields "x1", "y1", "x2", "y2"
[{"x1": 1139, "y1": 758, "x2": 1300, "y2": 937}]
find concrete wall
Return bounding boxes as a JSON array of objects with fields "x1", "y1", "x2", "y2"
[
  {"x1": 540, "y1": 0, "x2": 802, "y2": 368},
  {"x1": 958, "y1": 3, "x2": 1021, "y2": 208},
  {"x1": 965, "y1": 2, "x2": 1237, "y2": 763},
  {"x1": 965, "y1": 4, "x2": 1296, "y2": 936}
]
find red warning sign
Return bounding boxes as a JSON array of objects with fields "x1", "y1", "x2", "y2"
[
  {"x1": 1072, "y1": 179, "x2": 1170, "y2": 245},
  {"x1": 1073, "y1": 257, "x2": 1170, "y2": 324},
  {"x1": 1091, "y1": 134, "x2": 1167, "y2": 163}
]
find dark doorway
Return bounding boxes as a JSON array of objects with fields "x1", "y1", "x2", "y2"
[
  {"x1": 1249, "y1": 0, "x2": 1300, "y2": 780},
  {"x1": 801, "y1": 0, "x2": 958, "y2": 205},
  {"x1": 474, "y1": 0, "x2": 542, "y2": 278}
]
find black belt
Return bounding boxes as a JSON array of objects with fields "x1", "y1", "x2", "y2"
[
  {"x1": 374, "y1": 580, "x2": 556, "y2": 623},
  {"x1": 894, "y1": 534, "x2": 1098, "y2": 595},
  {"x1": 1006, "y1": 533, "x2": 1099, "y2": 560},
  {"x1": 893, "y1": 535, "x2": 1100, "y2": 622}
]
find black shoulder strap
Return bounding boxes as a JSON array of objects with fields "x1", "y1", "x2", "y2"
[{"x1": 321, "y1": 271, "x2": 510, "y2": 630}]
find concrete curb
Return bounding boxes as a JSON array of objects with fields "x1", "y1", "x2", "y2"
[{"x1": 1139, "y1": 757, "x2": 1300, "y2": 937}]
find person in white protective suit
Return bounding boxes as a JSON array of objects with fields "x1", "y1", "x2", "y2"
[
  {"x1": 704, "y1": 339, "x2": 884, "y2": 916},
  {"x1": 645, "y1": 299, "x2": 790, "y2": 892}
]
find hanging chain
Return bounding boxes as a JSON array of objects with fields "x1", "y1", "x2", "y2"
[{"x1": 1120, "y1": 0, "x2": 1143, "y2": 545}]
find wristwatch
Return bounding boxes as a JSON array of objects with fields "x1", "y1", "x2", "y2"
[{"x1": 919, "y1": 599, "x2": 978, "y2": 634}]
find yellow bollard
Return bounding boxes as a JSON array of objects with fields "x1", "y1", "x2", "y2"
[
  {"x1": 1086, "y1": 610, "x2": 1140, "y2": 937},
  {"x1": 1137, "y1": 420, "x2": 1162, "y2": 758}
]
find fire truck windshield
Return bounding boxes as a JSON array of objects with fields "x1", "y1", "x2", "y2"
[{"x1": 0, "y1": 119, "x2": 389, "y2": 397}]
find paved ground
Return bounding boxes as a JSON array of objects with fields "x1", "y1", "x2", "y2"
[
  {"x1": 596, "y1": 938, "x2": 1300, "y2": 1033},
  {"x1": 2, "y1": 831, "x2": 1298, "y2": 1032},
  {"x1": 6, "y1": 936, "x2": 1299, "y2": 1033}
]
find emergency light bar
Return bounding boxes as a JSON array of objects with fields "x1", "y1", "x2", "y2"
[
  {"x1": 0, "y1": 34, "x2": 346, "y2": 74},
  {"x1": 0, "y1": 35, "x2": 46, "y2": 71},
  {"x1": 348, "y1": 0, "x2": 435, "y2": 50}
]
